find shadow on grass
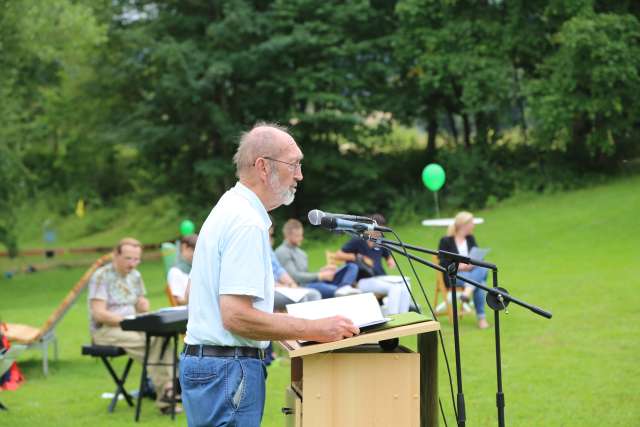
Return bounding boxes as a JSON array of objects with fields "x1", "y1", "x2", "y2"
[{"x1": 13, "y1": 359, "x2": 80, "y2": 379}]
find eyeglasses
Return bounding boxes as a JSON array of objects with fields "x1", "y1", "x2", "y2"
[{"x1": 263, "y1": 157, "x2": 302, "y2": 172}]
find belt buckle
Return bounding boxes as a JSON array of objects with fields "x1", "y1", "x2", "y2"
[
  {"x1": 187, "y1": 344, "x2": 200, "y2": 356},
  {"x1": 258, "y1": 348, "x2": 264, "y2": 360}
]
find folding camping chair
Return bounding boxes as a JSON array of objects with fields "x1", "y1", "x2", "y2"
[{"x1": 3, "y1": 254, "x2": 112, "y2": 375}]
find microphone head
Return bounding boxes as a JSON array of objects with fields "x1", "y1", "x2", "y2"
[
  {"x1": 320, "y1": 216, "x2": 338, "y2": 229},
  {"x1": 308, "y1": 209, "x2": 324, "y2": 226}
]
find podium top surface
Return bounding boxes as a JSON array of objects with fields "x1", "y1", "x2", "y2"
[{"x1": 279, "y1": 319, "x2": 440, "y2": 358}]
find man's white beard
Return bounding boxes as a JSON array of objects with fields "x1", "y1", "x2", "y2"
[
  {"x1": 281, "y1": 189, "x2": 295, "y2": 206},
  {"x1": 270, "y1": 171, "x2": 296, "y2": 206}
]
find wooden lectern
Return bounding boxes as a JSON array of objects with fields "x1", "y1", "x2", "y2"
[{"x1": 279, "y1": 319, "x2": 441, "y2": 427}]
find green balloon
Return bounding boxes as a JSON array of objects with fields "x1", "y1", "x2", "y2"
[
  {"x1": 421, "y1": 163, "x2": 446, "y2": 192},
  {"x1": 179, "y1": 219, "x2": 195, "y2": 236}
]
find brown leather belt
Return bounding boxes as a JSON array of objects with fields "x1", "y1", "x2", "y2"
[{"x1": 183, "y1": 344, "x2": 264, "y2": 359}]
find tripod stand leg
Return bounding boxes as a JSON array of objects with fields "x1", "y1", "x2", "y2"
[
  {"x1": 493, "y1": 271, "x2": 506, "y2": 427},
  {"x1": 447, "y1": 265, "x2": 466, "y2": 427},
  {"x1": 494, "y1": 309, "x2": 505, "y2": 426}
]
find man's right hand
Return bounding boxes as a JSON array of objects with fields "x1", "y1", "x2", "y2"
[{"x1": 311, "y1": 315, "x2": 359, "y2": 343}]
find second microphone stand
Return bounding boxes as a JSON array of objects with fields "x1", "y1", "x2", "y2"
[{"x1": 364, "y1": 234, "x2": 552, "y2": 427}]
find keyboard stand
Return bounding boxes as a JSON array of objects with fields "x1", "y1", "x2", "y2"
[{"x1": 135, "y1": 331, "x2": 180, "y2": 422}]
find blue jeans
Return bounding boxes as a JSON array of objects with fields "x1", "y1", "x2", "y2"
[
  {"x1": 179, "y1": 350, "x2": 267, "y2": 427},
  {"x1": 457, "y1": 267, "x2": 488, "y2": 319},
  {"x1": 306, "y1": 263, "x2": 359, "y2": 298}
]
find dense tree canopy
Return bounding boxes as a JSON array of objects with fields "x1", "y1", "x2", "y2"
[{"x1": 1, "y1": 0, "x2": 639, "y2": 250}]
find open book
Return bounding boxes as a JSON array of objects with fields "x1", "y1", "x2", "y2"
[{"x1": 286, "y1": 292, "x2": 390, "y2": 342}]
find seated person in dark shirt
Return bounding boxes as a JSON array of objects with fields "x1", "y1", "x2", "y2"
[
  {"x1": 334, "y1": 214, "x2": 412, "y2": 314},
  {"x1": 438, "y1": 211, "x2": 489, "y2": 329}
]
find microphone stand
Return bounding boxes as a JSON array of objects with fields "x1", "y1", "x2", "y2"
[
  {"x1": 387, "y1": 244, "x2": 551, "y2": 317},
  {"x1": 363, "y1": 234, "x2": 552, "y2": 427},
  {"x1": 367, "y1": 237, "x2": 468, "y2": 426}
]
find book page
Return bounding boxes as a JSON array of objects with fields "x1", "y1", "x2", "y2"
[
  {"x1": 286, "y1": 292, "x2": 385, "y2": 327},
  {"x1": 275, "y1": 286, "x2": 311, "y2": 303}
]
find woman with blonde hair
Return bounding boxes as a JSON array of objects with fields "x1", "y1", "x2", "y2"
[{"x1": 437, "y1": 211, "x2": 490, "y2": 329}]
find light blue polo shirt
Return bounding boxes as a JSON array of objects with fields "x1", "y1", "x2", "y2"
[{"x1": 184, "y1": 182, "x2": 274, "y2": 349}]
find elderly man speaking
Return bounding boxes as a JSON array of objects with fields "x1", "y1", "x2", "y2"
[{"x1": 180, "y1": 124, "x2": 359, "y2": 427}]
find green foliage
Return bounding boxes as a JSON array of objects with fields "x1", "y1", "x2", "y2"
[
  {"x1": 437, "y1": 147, "x2": 515, "y2": 210},
  {"x1": 0, "y1": 146, "x2": 31, "y2": 256},
  {"x1": 0, "y1": 0, "x2": 111, "y2": 234},
  {"x1": 2, "y1": 0, "x2": 640, "y2": 248},
  {"x1": 393, "y1": 0, "x2": 523, "y2": 153},
  {"x1": 87, "y1": 0, "x2": 398, "y2": 211},
  {"x1": 528, "y1": 11, "x2": 640, "y2": 167},
  {"x1": 355, "y1": 138, "x2": 617, "y2": 218}
]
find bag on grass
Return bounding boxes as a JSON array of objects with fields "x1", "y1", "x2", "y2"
[{"x1": 0, "y1": 323, "x2": 24, "y2": 391}]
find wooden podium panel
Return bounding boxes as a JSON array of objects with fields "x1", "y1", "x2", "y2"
[
  {"x1": 280, "y1": 319, "x2": 440, "y2": 427},
  {"x1": 303, "y1": 349, "x2": 420, "y2": 427}
]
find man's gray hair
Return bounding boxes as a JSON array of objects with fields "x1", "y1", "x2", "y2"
[{"x1": 233, "y1": 122, "x2": 290, "y2": 177}]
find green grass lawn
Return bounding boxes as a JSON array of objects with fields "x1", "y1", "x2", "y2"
[{"x1": 1, "y1": 176, "x2": 639, "y2": 426}]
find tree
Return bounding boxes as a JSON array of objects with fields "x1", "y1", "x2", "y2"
[
  {"x1": 93, "y1": 0, "x2": 400, "y2": 215},
  {"x1": 0, "y1": 145, "x2": 31, "y2": 256},
  {"x1": 0, "y1": 0, "x2": 106, "y2": 252},
  {"x1": 0, "y1": 0, "x2": 108, "y2": 196},
  {"x1": 394, "y1": 0, "x2": 517, "y2": 156},
  {"x1": 527, "y1": 11, "x2": 640, "y2": 168}
]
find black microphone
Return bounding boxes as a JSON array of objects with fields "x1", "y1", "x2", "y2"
[{"x1": 307, "y1": 209, "x2": 391, "y2": 233}]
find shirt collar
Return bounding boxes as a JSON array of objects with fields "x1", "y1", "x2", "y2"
[{"x1": 231, "y1": 181, "x2": 272, "y2": 229}]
